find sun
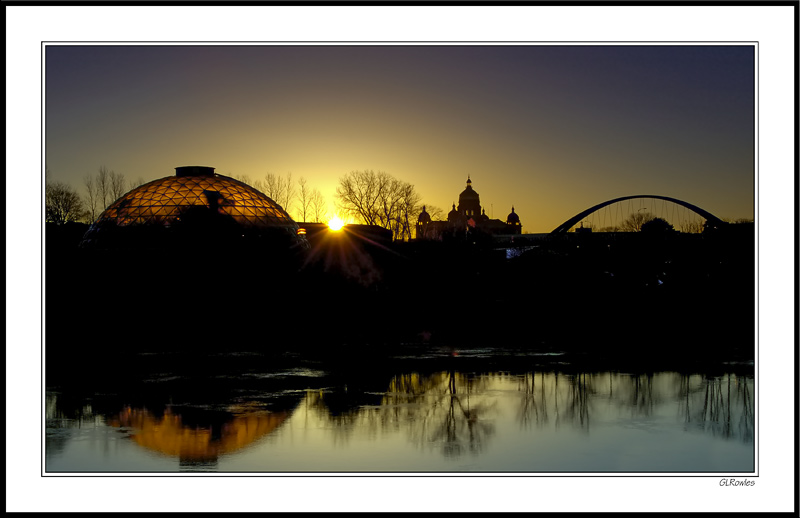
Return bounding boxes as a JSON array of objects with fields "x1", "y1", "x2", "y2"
[{"x1": 327, "y1": 216, "x2": 345, "y2": 231}]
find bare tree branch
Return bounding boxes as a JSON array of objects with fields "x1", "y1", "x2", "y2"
[
  {"x1": 46, "y1": 180, "x2": 88, "y2": 224},
  {"x1": 109, "y1": 170, "x2": 126, "y2": 202},
  {"x1": 97, "y1": 166, "x2": 110, "y2": 209},
  {"x1": 283, "y1": 172, "x2": 295, "y2": 218},
  {"x1": 311, "y1": 188, "x2": 328, "y2": 223},
  {"x1": 264, "y1": 173, "x2": 286, "y2": 210},
  {"x1": 84, "y1": 173, "x2": 98, "y2": 222},
  {"x1": 335, "y1": 170, "x2": 422, "y2": 240},
  {"x1": 619, "y1": 211, "x2": 654, "y2": 232},
  {"x1": 297, "y1": 177, "x2": 311, "y2": 222}
]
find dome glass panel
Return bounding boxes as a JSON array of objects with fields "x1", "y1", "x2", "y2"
[{"x1": 81, "y1": 168, "x2": 302, "y2": 249}]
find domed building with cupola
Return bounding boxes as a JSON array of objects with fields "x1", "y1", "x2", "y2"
[
  {"x1": 80, "y1": 165, "x2": 306, "y2": 251},
  {"x1": 416, "y1": 177, "x2": 522, "y2": 241}
]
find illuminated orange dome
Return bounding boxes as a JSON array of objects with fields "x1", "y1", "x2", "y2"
[{"x1": 80, "y1": 166, "x2": 303, "y2": 249}]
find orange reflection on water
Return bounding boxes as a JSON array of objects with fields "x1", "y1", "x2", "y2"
[{"x1": 108, "y1": 407, "x2": 288, "y2": 462}]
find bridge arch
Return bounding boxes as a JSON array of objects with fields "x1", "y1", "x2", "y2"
[{"x1": 550, "y1": 195, "x2": 726, "y2": 234}]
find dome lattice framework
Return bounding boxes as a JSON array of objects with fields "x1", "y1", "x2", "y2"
[
  {"x1": 98, "y1": 174, "x2": 293, "y2": 227},
  {"x1": 81, "y1": 166, "x2": 301, "y2": 249}
]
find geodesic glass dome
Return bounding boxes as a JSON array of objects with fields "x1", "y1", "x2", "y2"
[{"x1": 80, "y1": 166, "x2": 303, "y2": 249}]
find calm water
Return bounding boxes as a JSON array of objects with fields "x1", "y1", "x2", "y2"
[{"x1": 45, "y1": 346, "x2": 754, "y2": 473}]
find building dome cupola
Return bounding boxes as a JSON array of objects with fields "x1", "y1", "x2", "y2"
[
  {"x1": 447, "y1": 202, "x2": 460, "y2": 223},
  {"x1": 418, "y1": 205, "x2": 431, "y2": 223},
  {"x1": 459, "y1": 177, "x2": 479, "y2": 200},
  {"x1": 507, "y1": 206, "x2": 520, "y2": 224},
  {"x1": 457, "y1": 176, "x2": 481, "y2": 218}
]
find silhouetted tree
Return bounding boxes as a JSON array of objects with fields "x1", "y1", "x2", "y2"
[
  {"x1": 46, "y1": 180, "x2": 87, "y2": 224},
  {"x1": 641, "y1": 217, "x2": 674, "y2": 234},
  {"x1": 679, "y1": 220, "x2": 705, "y2": 234},
  {"x1": 96, "y1": 166, "x2": 110, "y2": 208},
  {"x1": 263, "y1": 172, "x2": 295, "y2": 217},
  {"x1": 311, "y1": 188, "x2": 328, "y2": 223},
  {"x1": 83, "y1": 173, "x2": 99, "y2": 222},
  {"x1": 336, "y1": 170, "x2": 380, "y2": 226},
  {"x1": 85, "y1": 166, "x2": 126, "y2": 218},
  {"x1": 620, "y1": 211, "x2": 654, "y2": 232},
  {"x1": 232, "y1": 173, "x2": 252, "y2": 184},
  {"x1": 263, "y1": 173, "x2": 284, "y2": 208},
  {"x1": 394, "y1": 181, "x2": 421, "y2": 241},
  {"x1": 336, "y1": 170, "x2": 421, "y2": 240},
  {"x1": 425, "y1": 205, "x2": 445, "y2": 221},
  {"x1": 110, "y1": 170, "x2": 126, "y2": 201},
  {"x1": 297, "y1": 177, "x2": 311, "y2": 222},
  {"x1": 129, "y1": 177, "x2": 146, "y2": 190},
  {"x1": 283, "y1": 172, "x2": 295, "y2": 218}
]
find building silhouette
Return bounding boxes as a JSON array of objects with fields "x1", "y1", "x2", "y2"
[
  {"x1": 416, "y1": 177, "x2": 522, "y2": 240},
  {"x1": 80, "y1": 165, "x2": 306, "y2": 251}
]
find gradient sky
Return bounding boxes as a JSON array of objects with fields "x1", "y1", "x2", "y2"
[{"x1": 45, "y1": 45, "x2": 755, "y2": 232}]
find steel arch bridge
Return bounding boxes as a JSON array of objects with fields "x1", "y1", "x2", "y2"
[{"x1": 550, "y1": 195, "x2": 726, "y2": 235}]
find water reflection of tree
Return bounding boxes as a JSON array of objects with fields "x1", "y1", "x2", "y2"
[
  {"x1": 629, "y1": 373, "x2": 657, "y2": 417},
  {"x1": 45, "y1": 393, "x2": 107, "y2": 458},
  {"x1": 679, "y1": 373, "x2": 753, "y2": 442},
  {"x1": 517, "y1": 372, "x2": 596, "y2": 431},
  {"x1": 305, "y1": 371, "x2": 497, "y2": 457},
  {"x1": 518, "y1": 372, "x2": 548, "y2": 428},
  {"x1": 302, "y1": 389, "x2": 374, "y2": 447},
  {"x1": 515, "y1": 371, "x2": 754, "y2": 443},
  {"x1": 422, "y1": 371, "x2": 496, "y2": 457},
  {"x1": 303, "y1": 368, "x2": 755, "y2": 463},
  {"x1": 605, "y1": 373, "x2": 680, "y2": 419},
  {"x1": 566, "y1": 373, "x2": 595, "y2": 428}
]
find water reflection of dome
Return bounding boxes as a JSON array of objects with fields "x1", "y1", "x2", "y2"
[
  {"x1": 107, "y1": 406, "x2": 289, "y2": 463},
  {"x1": 80, "y1": 166, "x2": 304, "y2": 249}
]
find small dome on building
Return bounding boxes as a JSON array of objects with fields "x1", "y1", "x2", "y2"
[
  {"x1": 507, "y1": 206, "x2": 520, "y2": 224},
  {"x1": 459, "y1": 176, "x2": 480, "y2": 201},
  {"x1": 418, "y1": 205, "x2": 431, "y2": 223},
  {"x1": 447, "y1": 203, "x2": 460, "y2": 222},
  {"x1": 81, "y1": 166, "x2": 304, "y2": 250},
  {"x1": 479, "y1": 208, "x2": 490, "y2": 223}
]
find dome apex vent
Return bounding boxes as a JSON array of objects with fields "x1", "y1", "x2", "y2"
[{"x1": 176, "y1": 166, "x2": 215, "y2": 177}]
